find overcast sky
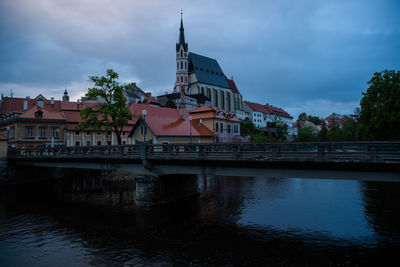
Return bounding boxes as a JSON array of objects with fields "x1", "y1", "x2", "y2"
[{"x1": 0, "y1": 0, "x2": 399, "y2": 118}]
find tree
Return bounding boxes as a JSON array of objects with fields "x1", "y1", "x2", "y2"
[
  {"x1": 356, "y1": 70, "x2": 400, "y2": 140},
  {"x1": 298, "y1": 126, "x2": 318, "y2": 141},
  {"x1": 240, "y1": 121, "x2": 259, "y2": 137},
  {"x1": 78, "y1": 69, "x2": 133, "y2": 145}
]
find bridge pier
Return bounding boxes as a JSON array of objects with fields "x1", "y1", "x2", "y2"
[{"x1": 135, "y1": 174, "x2": 160, "y2": 207}]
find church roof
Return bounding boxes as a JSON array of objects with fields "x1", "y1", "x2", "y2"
[
  {"x1": 189, "y1": 52, "x2": 230, "y2": 89},
  {"x1": 176, "y1": 17, "x2": 188, "y2": 52}
]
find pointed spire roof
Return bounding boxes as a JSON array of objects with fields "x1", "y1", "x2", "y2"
[{"x1": 176, "y1": 12, "x2": 188, "y2": 52}]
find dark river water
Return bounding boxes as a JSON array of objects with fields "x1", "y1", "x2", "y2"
[{"x1": 1, "y1": 174, "x2": 400, "y2": 266}]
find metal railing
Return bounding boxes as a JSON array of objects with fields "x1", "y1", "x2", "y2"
[{"x1": 7, "y1": 142, "x2": 400, "y2": 163}]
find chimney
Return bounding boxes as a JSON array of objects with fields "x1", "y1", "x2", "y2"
[
  {"x1": 51, "y1": 97, "x2": 54, "y2": 105},
  {"x1": 179, "y1": 104, "x2": 187, "y2": 119}
]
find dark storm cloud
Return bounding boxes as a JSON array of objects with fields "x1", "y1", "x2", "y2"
[{"x1": 0, "y1": 0, "x2": 399, "y2": 117}]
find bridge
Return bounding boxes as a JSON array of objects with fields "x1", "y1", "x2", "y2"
[
  {"x1": 8, "y1": 141, "x2": 400, "y2": 178},
  {"x1": 6, "y1": 141, "x2": 400, "y2": 206}
]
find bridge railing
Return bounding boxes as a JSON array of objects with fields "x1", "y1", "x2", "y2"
[{"x1": 7, "y1": 142, "x2": 400, "y2": 163}]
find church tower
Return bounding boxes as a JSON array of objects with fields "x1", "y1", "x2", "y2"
[
  {"x1": 174, "y1": 13, "x2": 189, "y2": 94},
  {"x1": 62, "y1": 87, "x2": 70, "y2": 102}
]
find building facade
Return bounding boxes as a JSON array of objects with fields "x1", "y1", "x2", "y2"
[{"x1": 173, "y1": 17, "x2": 244, "y2": 115}]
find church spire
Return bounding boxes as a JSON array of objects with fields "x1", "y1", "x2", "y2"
[{"x1": 177, "y1": 10, "x2": 188, "y2": 52}]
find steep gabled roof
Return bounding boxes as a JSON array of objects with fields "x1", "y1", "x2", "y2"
[
  {"x1": 227, "y1": 79, "x2": 240, "y2": 94},
  {"x1": 189, "y1": 52, "x2": 230, "y2": 89},
  {"x1": 129, "y1": 103, "x2": 214, "y2": 137}
]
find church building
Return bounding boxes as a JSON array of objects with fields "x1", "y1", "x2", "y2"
[{"x1": 173, "y1": 16, "x2": 244, "y2": 115}]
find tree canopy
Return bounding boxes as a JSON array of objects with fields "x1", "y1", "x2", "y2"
[
  {"x1": 78, "y1": 69, "x2": 132, "y2": 145},
  {"x1": 356, "y1": 70, "x2": 400, "y2": 140}
]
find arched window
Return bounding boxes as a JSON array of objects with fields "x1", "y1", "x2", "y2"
[
  {"x1": 181, "y1": 76, "x2": 183, "y2": 82},
  {"x1": 177, "y1": 62, "x2": 179, "y2": 69},
  {"x1": 207, "y1": 88, "x2": 211, "y2": 99},
  {"x1": 227, "y1": 92, "x2": 231, "y2": 111},
  {"x1": 185, "y1": 62, "x2": 187, "y2": 69},
  {"x1": 181, "y1": 62, "x2": 183, "y2": 69},
  {"x1": 214, "y1": 89, "x2": 218, "y2": 107},
  {"x1": 221, "y1": 91, "x2": 225, "y2": 110},
  {"x1": 185, "y1": 76, "x2": 187, "y2": 83},
  {"x1": 180, "y1": 50, "x2": 183, "y2": 57}
]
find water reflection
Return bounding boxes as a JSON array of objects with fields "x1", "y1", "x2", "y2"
[{"x1": 1, "y1": 175, "x2": 400, "y2": 266}]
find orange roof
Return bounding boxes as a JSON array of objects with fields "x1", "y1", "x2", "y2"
[
  {"x1": 244, "y1": 101, "x2": 270, "y2": 114},
  {"x1": 265, "y1": 104, "x2": 293, "y2": 119},
  {"x1": 190, "y1": 106, "x2": 240, "y2": 122},
  {"x1": 227, "y1": 79, "x2": 240, "y2": 94},
  {"x1": 18, "y1": 106, "x2": 65, "y2": 120},
  {"x1": 0, "y1": 97, "x2": 62, "y2": 114},
  {"x1": 129, "y1": 103, "x2": 214, "y2": 137}
]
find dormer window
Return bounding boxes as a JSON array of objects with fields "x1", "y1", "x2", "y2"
[{"x1": 34, "y1": 110, "x2": 43, "y2": 118}]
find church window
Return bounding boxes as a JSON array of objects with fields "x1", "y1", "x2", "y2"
[
  {"x1": 207, "y1": 88, "x2": 211, "y2": 99},
  {"x1": 221, "y1": 91, "x2": 225, "y2": 110},
  {"x1": 185, "y1": 62, "x2": 187, "y2": 69},
  {"x1": 181, "y1": 76, "x2": 183, "y2": 82},
  {"x1": 180, "y1": 50, "x2": 183, "y2": 57},
  {"x1": 181, "y1": 62, "x2": 183, "y2": 69},
  {"x1": 227, "y1": 92, "x2": 231, "y2": 111},
  {"x1": 214, "y1": 90, "x2": 218, "y2": 106},
  {"x1": 177, "y1": 62, "x2": 179, "y2": 69}
]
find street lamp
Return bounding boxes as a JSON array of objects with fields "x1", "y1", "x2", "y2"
[
  {"x1": 142, "y1": 110, "x2": 147, "y2": 144},
  {"x1": 189, "y1": 116, "x2": 192, "y2": 143}
]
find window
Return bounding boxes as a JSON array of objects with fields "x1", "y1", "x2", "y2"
[
  {"x1": 122, "y1": 132, "x2": 126, "y2": 136},
  {"x1": 221, "y1": 91, "x2": 225, "y2": 109},
  {"x1": 181, "y1": 76, "x2": 183, "y2": 82},
  {"x1": 52, "y1": 128, "x2": 59, "y2": 138},
  {"x1": 220, "y1": 123, "x2": 224, "y2": 133},
  {"x1": 201, "y1": 87, "x2": 204, "y2": 95},
  {"x1": 140, "y1": 126, "x2": 147, "y2": 135},
  {"x1": 185, "y1": 62, "x2": 187, "y2": 69},
  {"x1": 181, "y1": 61, "x2": 183, "y2": 69},
  {"x1": 26, "y1": 127, "x2": 34, "y2": 137},
  {"x1": 86, "y1": 131, "x2": 91, "y2": 136},
  {"x1": 122, "y1": 139, "x2": 126, "y2": 145},
  {"x1": 75, "y1": 131, "x2": 80, "y2": 136},
  {"x1": 180, "y1": 50, "x2": 183, "y2": 57},
  {"x1": 227, "y1": 125, "x2": 231, "y2": 134},
  {"x1": 185, "y1": 76, "x2": 188, "y2": 83},
  {"x1": 86, "y1": 141, "x2": 91, "y2": 146},
  {"x1": 207, "y1": 88, "x2": 211, "y2": 99},
  {"x1": 177, "y1": 62, "x2": 179, "y2": 69},
  {"x1": 40, "y1": 127, "x2": 46, "y2": 137},
  {"x1": 75, "y1": 141, "x2": 80, "y2": 147},
  {"x1": 234, "y1": 125, "x2": 239, "y2": 133},
  {"x1": 107, "y1": 131, "x2": 111, "y2": 136},
  {"x1": 107, "y1": 141, "x2": 111, "y2": 146},
  {"x1": 214, "y1": 90, "x2": 218, "y2": 106},
  {"x1": 215, "y1": 122, "x2": 219, "y2": 132},
  {"x1": 97, "y1": 141, "x2": 102, "y2": 146}
]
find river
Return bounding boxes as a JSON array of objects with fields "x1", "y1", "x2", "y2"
[{"x1": 1, "y1": 175, "x2": 400, "y2": 266}]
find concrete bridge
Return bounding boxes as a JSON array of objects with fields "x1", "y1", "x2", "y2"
[
  {"x1": 7, "y1": 141, "x2": 400, "y2": 177},
  {"x1": 7, "y1": 142, "x2": 400, "y2": 206}
]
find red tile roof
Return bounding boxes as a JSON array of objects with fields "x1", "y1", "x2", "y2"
[
  {"x1": 244, "y1": 101, "x2": 270, "y2": 114},
  {"x1": 190, "y1": 106, "x2": 240, "y2": 122},
  {"x1": 265, "y1": 104, "x2": 293, "y2": 119},
  {"x1": 227, "y1": 79, "x2": 240, "y2": 94},
  {"x1": 18, "y1": 106, "x2": 65, "y2": 120},
  {"x1": 0, "y1": 97, "x2": 62, "y2": 114},
  {"x1": 129, "y1": 103, "x2": 214, "y2": 137}
]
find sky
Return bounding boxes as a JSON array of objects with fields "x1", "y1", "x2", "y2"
[{"x1": 0, "y1": 0, "x2": 399, "y2": 119}]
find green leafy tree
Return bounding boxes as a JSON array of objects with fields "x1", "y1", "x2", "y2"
[
  {"x1": 298, "y1": 126, "x2": 318, "y2": 141},
  {"x1": 356, "y1": 70, "x2": 400, "y2": 140},
  {"x1": 318, "y1": 121, "x2": 328, "y2": 141},
  {"x1": 240, "y1": 121, "x2": 259, "y2": 137},
  {"x1": 78, "y1": 69, "x2": 132, "y2": 145}
]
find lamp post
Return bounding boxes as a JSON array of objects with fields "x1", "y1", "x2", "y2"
[
  {"x1": 189, "y1": 116, "x2": 192, "y2": 143},
  {"x1": 142, "y1": 110, "x2": 147, "y2": 144}
]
